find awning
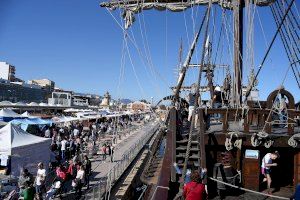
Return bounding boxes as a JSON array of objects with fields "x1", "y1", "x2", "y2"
[
  {"x1": 0, "y1": 109, "x2": 23, "y2": 122},
  {"x1": 11, "y1": 118, "x2": 53, "y2": 130}
]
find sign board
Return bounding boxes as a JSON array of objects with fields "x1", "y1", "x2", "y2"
[{"x1": 245, "y1": 149, "x2": 259, "y2": 159}]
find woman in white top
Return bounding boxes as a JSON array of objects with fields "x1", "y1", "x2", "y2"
[
  {"x1": 75, "y1": 165, "x2": 85, "y2": 195},
  {"x1": 261, "y1": 151, "x2": 280, "y2": 194},
  {"x1": 35, "y1": 162, "x2": 46, "y2": 195}
]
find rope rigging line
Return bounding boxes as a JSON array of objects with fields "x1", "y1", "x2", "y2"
[
  {"x1": 129, "y1": 21, "x2": 164, "y2": 94},
  {"x1": 138, "y1": 7, "x2": 165, "y2": 97},
  {"x1": 220, "y1": 5, "x2": 245, "y2": 104},
  {"x1": 180, "y1": 2, "x2": 212, "y2": 190},
  {"x1": 292, "y1": 1, "x2": 300, "y2": 20},
  {"x1": 244, "y1": 0, "x2": 296, "y2": 100},
  {"x1": 134, "y1": 14, "x2": 164, "y2": 97},
  {"x1": 117, "y1": 38, "x2": 127, "y2": 98},
  {"x1": 271, "y1": 2, "x2": 300, "y2": 86},
  {"x1": 270, "y1": 4, "x2": 300, "y2": 87},
  {"x1": 281, "y1": 0, "x2": 300, "y2": 37},
  {"x1": 261, "y1": 58, "x2": 294, "y2": 134},
  {"x1": 245, "y1": 0, "x2": 257, "y2": 94},
  {"x1": 190, "y1": 2, "x2": 202, "y2": 84},
  {"x1": 173, "y1": 8, "x2": 209, "y2": 102},
  {"x1": 115, "y1": 2, "x2": 165, "y2": 116},
  {"x1": 105, "y1": 8, "x2": 171, "y2": 89},
  {"x1": 212, "y1": 9, "x2": 224, "y2": 65},
  {"x1": 276, "y1": 1, "x2": 300, "y2": 55},
  {"x1": 182, "y1": 0, "x2": 191, "y2": 47},
  {"x1": 208, "y1": 177, "x2": 290, "y2": 200}
]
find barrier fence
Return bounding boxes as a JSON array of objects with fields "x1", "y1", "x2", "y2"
[{"x1": 84, "y1": 122, "x2": 160, "y2": 200}]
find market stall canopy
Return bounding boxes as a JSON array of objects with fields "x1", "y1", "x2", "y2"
[
  {"x1": 52, "y1": 116, "x2": 80, "y2": 123},
  {"x1": 0, "y1": 101, "x2": 13, "y2": 106},
  {"x1": 99, "y1": 110, "x2": 110, "y2": 116},
  {"x1": 100, "y1": 0, "x2": 275, "y2": 28},
  {"x1": 21, "y1": 111, "x2": 35, "y2": 118},
  {"x1": 0, "y1": 123, "x2": 51, "y2": 155},
  {"x1": 11, "y1": 118, "x2": 53, "y2": 130},
  {"x1": 0, "y1": 109, "x2": 22, "y2": 122},
  {"x1": 27, "y1": 102, "x2": 39, "y2": 106}
]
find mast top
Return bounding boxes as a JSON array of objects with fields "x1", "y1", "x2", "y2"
[
  {"x1": 101, "y1": 0, "x2": 275, "y2": 29},
  {"x1": 101, "y1": 0, "x2": 275, "y2": 10}
]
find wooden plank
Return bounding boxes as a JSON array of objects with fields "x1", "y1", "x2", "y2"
[
  {"x1": 243, "y1": 155, "x2": 260, "y2": 191},
  {"x1": 170, "y1": 108, "x2": 177, "y2": 182},
  {"x1": 152, "y1": 108, "x2": 175, "y2": 200},
  {"x1": 295, "y1": 152, "x2": 300, "y2": 185}
]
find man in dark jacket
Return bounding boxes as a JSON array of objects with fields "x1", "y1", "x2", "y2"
[{"x1": 83, "y1": 155, "x2": 92, "y2": 189}]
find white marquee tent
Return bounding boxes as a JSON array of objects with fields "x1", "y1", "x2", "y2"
[
  {"x1": 0, "y1": 123, "x2": 51, "y2": 176},
  {"x1": 0, "y1": 109, "x2": 22, "y2": 122}
]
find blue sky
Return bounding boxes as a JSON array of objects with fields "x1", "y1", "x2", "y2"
[{"x1": 0, "y1": 0, "x2": 299, "y2": 102}]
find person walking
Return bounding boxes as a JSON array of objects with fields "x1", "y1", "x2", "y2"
[
  {"x1": 183, "y1": 171, "x2": 207, "y2": 200},
  {"x1": 61, "y1": 137, "x2": 67, "y2": 161},
  {"x1": 102, "y1": 144, "x2": 107, "y2": 160},
  {"x1": 83, "y1": 155, "x2": 91, "y2": 189},
  {"x1": 35, "y1": 162, "x2": 46, "y2": 196},
  {"x1": 261, "y1": 151, "x2": 280, "y2": 194},
  {"x1": 110, "y1": 146, "x2": 114, "y2": 162}
]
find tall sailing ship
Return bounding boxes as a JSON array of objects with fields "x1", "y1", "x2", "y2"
[{"x1": 101, "y1": 0, "x2": 300, "y2": 199}]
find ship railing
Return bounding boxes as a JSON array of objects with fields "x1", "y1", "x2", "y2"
[
  {"x1": 196, "y1": 107, "x2": 300, "y2": 135},
  {"x1": 83, "y1": 122, "x2": 160, "y2": 200}
]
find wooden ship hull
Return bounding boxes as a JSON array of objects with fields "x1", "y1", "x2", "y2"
[{"x1": 139, "y1": 88, "x2": 300, "y2": 199}]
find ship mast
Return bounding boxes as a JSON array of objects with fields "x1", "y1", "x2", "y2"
[{"x1": 233, "y1": 0, "x2": 244, "y2": 106}]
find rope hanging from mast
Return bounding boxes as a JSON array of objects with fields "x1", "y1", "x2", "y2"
[
  {"x1": 173, "y1": 8, "x2": 209, "y2": 103},
  {"x1": 244, "y1": 0, "x2": 297, "y2": 100},
  {"x1": 270, "y1": 3, "x2": 300, "y2": 88},
  {"x1": 180, "y1": 2, "x2": 212, "y2": 191}
]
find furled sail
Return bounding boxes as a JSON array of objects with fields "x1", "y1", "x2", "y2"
[{"x1": 101, "y1": 0, "x2": 276, "y2": 28}]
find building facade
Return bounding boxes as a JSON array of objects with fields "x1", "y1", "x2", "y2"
[
  {"x1": 0, "y1": 81, "x2": 49, "y2": 103},
  {"x1": 28, "y1": 79, "x2": 55, "y2": 92},
  {"x1": 0, "y1": 62, "x2": 16, "y2": 81},
  {"x1": 128, "y1": 101, "x2": 151, "y2": 112},
  {"x1": 72, "y1": 93, "x2": 90, "y2": 106},
  {"x1": 48, "y1": 91, "x2": 72, "y2": 107}
]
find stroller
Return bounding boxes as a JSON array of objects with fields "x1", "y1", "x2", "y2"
[{"x1": 45, "y1": 181, "x2": 62, "y2": 200}]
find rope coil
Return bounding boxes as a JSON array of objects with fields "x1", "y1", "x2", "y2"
[
  {"x1": 264, "y1": 139, "x2": 274, "y2": 148},
  {"x1": 251, "y1": 133, "x2": 262, "y2": 147},
  {"x1": 225, "y1": 132, "x2": 242, "y2": 151},
  {"x1": 288, "y1": 133, "x2": 300, "y2": 148}
]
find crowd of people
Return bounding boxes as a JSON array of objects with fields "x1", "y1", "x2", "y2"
[{"x1": 1, "y1": 114, "x2": 147, "y2": 200}]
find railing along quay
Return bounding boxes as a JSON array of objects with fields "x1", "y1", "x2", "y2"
[{"x1": 84, "y1": 121, "x2": 160, "y2": 200}]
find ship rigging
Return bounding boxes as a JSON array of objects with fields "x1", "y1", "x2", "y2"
[{"x1": 101, "y1": 0, "x2": 300, "y2": 199}]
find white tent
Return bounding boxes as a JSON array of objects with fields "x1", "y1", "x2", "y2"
[
  {"x1": 0, "y1": 109, "x2": 21, "y2": 118},
  {"x1": 0, "y1": 123, "x2": 51, "y2": 176},
  {"x1": 0, "y1": 109, "x2": 22, "y2": 122},
  {"x1": 20, "y1": 111, "x2": 37, "y2": 119}
]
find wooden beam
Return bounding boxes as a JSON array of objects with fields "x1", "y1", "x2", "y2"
[{"x1": 153, "y1": 107, "x2": 175, "y2": 200}]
